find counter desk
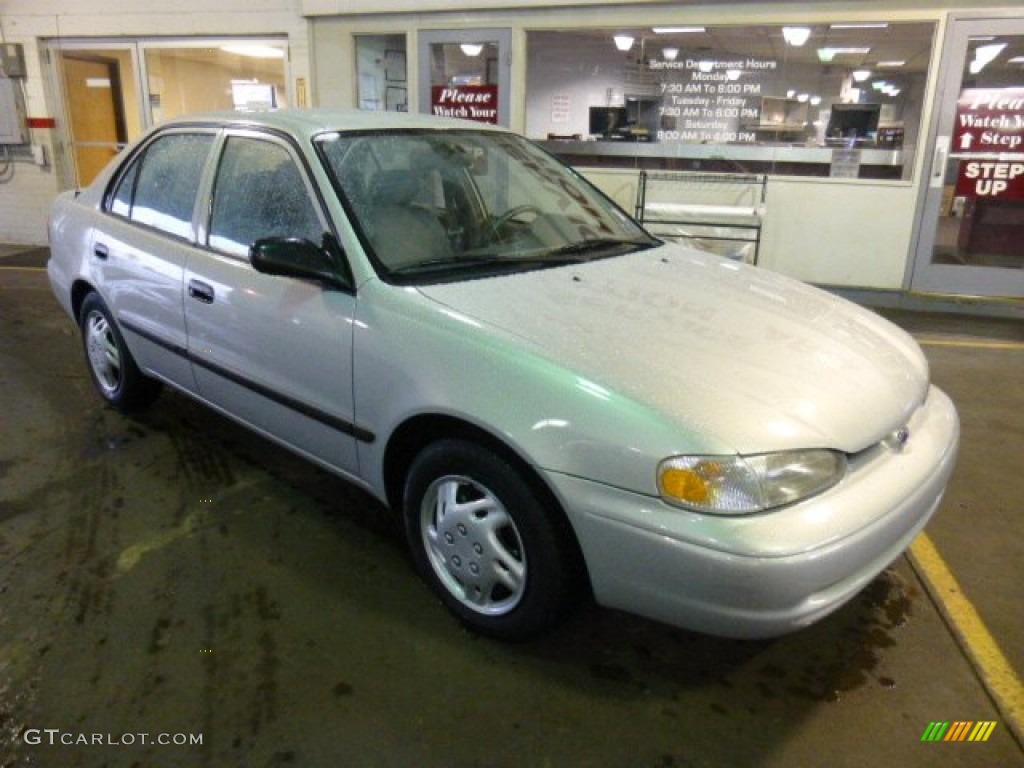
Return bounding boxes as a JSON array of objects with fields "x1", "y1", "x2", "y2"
[{"x1": 537, "y1": 139, "x2": 910, "y2": 180}]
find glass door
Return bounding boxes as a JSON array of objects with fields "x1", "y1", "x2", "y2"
[
  {"x1": 911, "y1": 18, "x2": 1024, "y2": 298},
  {"x1": 418, "y1": 29, "x2": 511, "y2": 127},
  {"x1": 54, "y1": 44, "x2": 141, "y2": 188},
  {"x1": 48, "y1": 38, "x2": 288, "y2": 190}
]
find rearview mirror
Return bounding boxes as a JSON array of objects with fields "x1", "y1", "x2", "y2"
[{"x1": 249, "y1": 235, "x2": 351, "y2": 289}]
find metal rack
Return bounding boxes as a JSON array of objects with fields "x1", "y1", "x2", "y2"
[{"x1": 634, "y1": 170, "x2": 768, "y2": 264}]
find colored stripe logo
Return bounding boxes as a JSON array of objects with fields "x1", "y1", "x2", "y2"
[{"x1": 921, "y1": 721, "x2": 997, "y2": 742}]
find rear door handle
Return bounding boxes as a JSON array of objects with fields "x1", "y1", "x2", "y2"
[
  {"x1": 93, "y1": 243, "x2": 109, "y2": 260},
  {"x1": 188, "y1": 279, "x2": 215, "y2": 304}
]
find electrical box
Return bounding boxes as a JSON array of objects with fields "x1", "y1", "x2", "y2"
[
  {"x1": 0, "y1": 43, "x2": 27, "y2": 78},
  {"x1": 0, "y1": 77, "x2": 28, "y2": 144}
]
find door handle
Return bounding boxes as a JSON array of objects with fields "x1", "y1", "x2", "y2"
[
  {"x1": 93, "y1": 243, "x2": 109, "y2": 260},
  {"x1": 930, "y1": 136, "x2": 949, "y2": 187},
  {"x1": 188, "y1": 279, "x2": 215, "y2": 304}
]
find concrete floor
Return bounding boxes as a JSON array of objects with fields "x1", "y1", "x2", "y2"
[{"x1": 1, "y1": 246, "x2": 1022, "y2": 767}]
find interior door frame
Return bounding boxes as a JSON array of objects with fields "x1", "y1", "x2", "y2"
[
  {"x1": 45, "y1": 40, "x2": 143, "y2": 190},
  {"x1": 418, "y1": 28, "x2": 512, "y2": 128},
  {"x1": 908, "y1": 14, "x2": 1024, "y2": 298}
]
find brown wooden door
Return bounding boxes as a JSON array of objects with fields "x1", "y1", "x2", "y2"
[{"x1": 61, "y1": 54, "x2": 127, "y2": 186}]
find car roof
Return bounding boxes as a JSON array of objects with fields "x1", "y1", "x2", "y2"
[{"x1": 159, "y1": 108, "x2": 509, "y2": 141}]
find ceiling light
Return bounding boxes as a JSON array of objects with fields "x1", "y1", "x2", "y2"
[
  {"x1": 726, "y1": 69, "x2": 742, "y2": 81},
  {"x1": 810, "y1": 95, "x2": 822, "y2": 105},
  {"x1": 818, "y1": 46, "x2": 871, "y2": 62},
  {"x1": 662, "y1": 47, "x2": 679, "y2": 61},
  {"x1": 1009, "y1": 56, "x2": 1024, "y2": 64},
  {"x1": 782, "y1": 27, "x2": 812, "y2": 47},
  {"x1": 220, "y1": 44, "x2": 285, "y2": 59},
  {"x1": 852, "y1": 69, "x2": 871, "y2": 82},
  {"x1": 614, "y1": 35, "x2": 635, "y2": 52},
  {"x1": 829, "y1": 23, "x2": 889, "y2": 30},
  {"x1": 797, "y1": 93, "x2": 809, "y2": 102},
  {"x1": 787, "y1": 89, "x2": 796, "y2": 99},
  {"x1": 876, "y1": 60, "x2": 906, "y2": 68},
  {"x1": 969, "y1": 42, "x2": 1006, "y2": 74},
  {"x1": 698, "y1": 59, "x2": 715, "y2": 73},
  {"x1": 872, "y1": 80, "x2": 888, "y2": 90},
  {"x1": 460, "y1": 43, "x2": 483, "y2": 56},
  {"x1": 652, "y1": 27, "x2": 705, "y2": 35}
]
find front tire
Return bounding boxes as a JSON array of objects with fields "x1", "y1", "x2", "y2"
[
  {"x1": 79, "y1": 292, "x2": 162, "y2": 411},
  {"x1": 403, "y1": 439, "x2": 578, "y2": 640}
]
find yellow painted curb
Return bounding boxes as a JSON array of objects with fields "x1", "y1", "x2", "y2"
[{"x1": 908, "y1": 533, "x2": 1024, "y2": 750}]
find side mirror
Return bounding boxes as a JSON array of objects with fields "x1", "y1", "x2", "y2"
[{"x1": 249, "y1": 235, "x2": 352, "y2": 290}]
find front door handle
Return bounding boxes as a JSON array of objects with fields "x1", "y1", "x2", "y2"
[
  {"x1": 188, "y1": 279, "x2": 215, "y2": 304},
  {"x1": 93, "y1": 243, "x2": 109, "y2": 260}
]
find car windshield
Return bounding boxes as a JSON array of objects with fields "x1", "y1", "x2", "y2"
[{"x1": 315, "y1": 129, "x2": 656, "y2": 283}]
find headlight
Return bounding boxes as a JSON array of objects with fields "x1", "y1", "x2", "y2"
[{"x1": 657, "y1": 450, "x2": 846, "y2": 515}]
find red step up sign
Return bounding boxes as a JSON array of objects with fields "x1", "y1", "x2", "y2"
[{"x1": 953, "y1": 87, "x2": 1024, "y2": 200}]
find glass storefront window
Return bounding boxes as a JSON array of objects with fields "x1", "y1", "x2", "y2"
[
  {"x1": 145, "y1": 44, "x2": 288, "y2": 123},
  {"x1": 52, "y1": 38, "x2": 289, "y2": 188},
  {"x1": 355, "y1": 35, "x2": 408, "y2": 111},
  {"x1": 527, "y1": 22, "x2": 936, "y2": 180}
]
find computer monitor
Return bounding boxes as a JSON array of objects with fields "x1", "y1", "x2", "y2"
[
  {"x1": 589, "y1": 106, "x2": 629, "y2": 138},
  {"x1": 826, "y1": 103, "x2": 882, "y2": 143}
]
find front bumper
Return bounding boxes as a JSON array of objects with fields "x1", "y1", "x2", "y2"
[{"x1": 546, "y1": 385, "x2": 959, "y2": 638}]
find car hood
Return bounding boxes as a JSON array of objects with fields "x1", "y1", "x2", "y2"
[{"x1": 416, "y1": 245, "x2": 929, "y2": 454}]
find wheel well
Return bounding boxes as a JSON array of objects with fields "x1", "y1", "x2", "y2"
[
  {"x1": 70, "y1": 279, "x2": 96, "y2": 322},
  {"x1": 382, "y1": 414, "x2": 591, "y2": 592}
]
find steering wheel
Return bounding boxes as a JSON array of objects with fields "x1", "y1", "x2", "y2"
[{"x1": 490, "y1": 204, "x2": 543, "y2": 239}]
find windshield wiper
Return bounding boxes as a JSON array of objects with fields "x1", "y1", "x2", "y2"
[
  {"x1": 390, "y1": 251, "x2": 586, "y2": 276},
  {"x1": 546, "y1": 237, "x2": 655, "y2": 258},
  {"x1": 389, "y1": 239, "x2": 651, "y2": 278}
]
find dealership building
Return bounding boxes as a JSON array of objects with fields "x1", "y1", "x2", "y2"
[{"x1": 0, "y1": 0, "x2": 1021, "y2": 306}]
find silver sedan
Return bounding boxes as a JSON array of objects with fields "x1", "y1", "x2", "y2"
[{"x1": 47, "y1": 109, "x2": 959, "y2": 640}]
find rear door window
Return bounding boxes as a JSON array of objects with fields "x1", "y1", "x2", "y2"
[{"x1": 109, "y1": 132, "x2": 215, "y2": 240}]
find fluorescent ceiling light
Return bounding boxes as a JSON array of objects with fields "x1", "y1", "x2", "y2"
[
  {"x1": 817, "y1": 47, "x2": 871, "y2": 62},
  {"x1": 726, "y1": 69, "x2": 741, "y2": 81},
  {"x1": 876, "y1": 60, "x2": 906, "y2": 68},
  {"x1": 220, "y1": 44, "x2": 285, "y2": 59},
  {"x1": 829, "y1": 23, "x2": 889, "y2": 30},
  {"x1": 1009, "y1": 56, "x2": 1024, "y2": 64},
  {"x1": 652, "y1": 27, "x2": 705, "y2": 34},
  {"x1": 872, "y1": 80, "x2": 887, "y2": 90},
  {"x1": 810, "y1": 95, "x2": 822, "y2": 105},
  {"x1": 782, "y1": 27, "x2": 812, "y2": 47},
  {"x1": 698, "y1": 59, "x2": 715, "y2": 73},
  {"x1": 970, "y1": 42, "x2": 1006, "y2": 74},
  {"x1": 460, "y1": 43, "x2": 483, "y2": 56},
  {"x1": 797, "y1": 93, "x2": 809, "y2": 102},
  {"x1": 662, "y1": 47, "x2": 679, "y2": 61},
  {"x1": 613, "y1": 35, "x2": 634, "y2": 52},
  {"x1": 852, "y1": 69, "x2": 871, "y2": 82}
]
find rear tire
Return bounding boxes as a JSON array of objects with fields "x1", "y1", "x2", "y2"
[
  {"x1": 403, "y1": 439, "x2": 578, "y2": 640},
  {"x1": 79, "y1": 292, "x2": 162, "y2": 411}
]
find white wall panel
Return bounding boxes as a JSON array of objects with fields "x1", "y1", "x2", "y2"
[{"x1": 580, "y1": 168, "x2": 916, "y2": 290}]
